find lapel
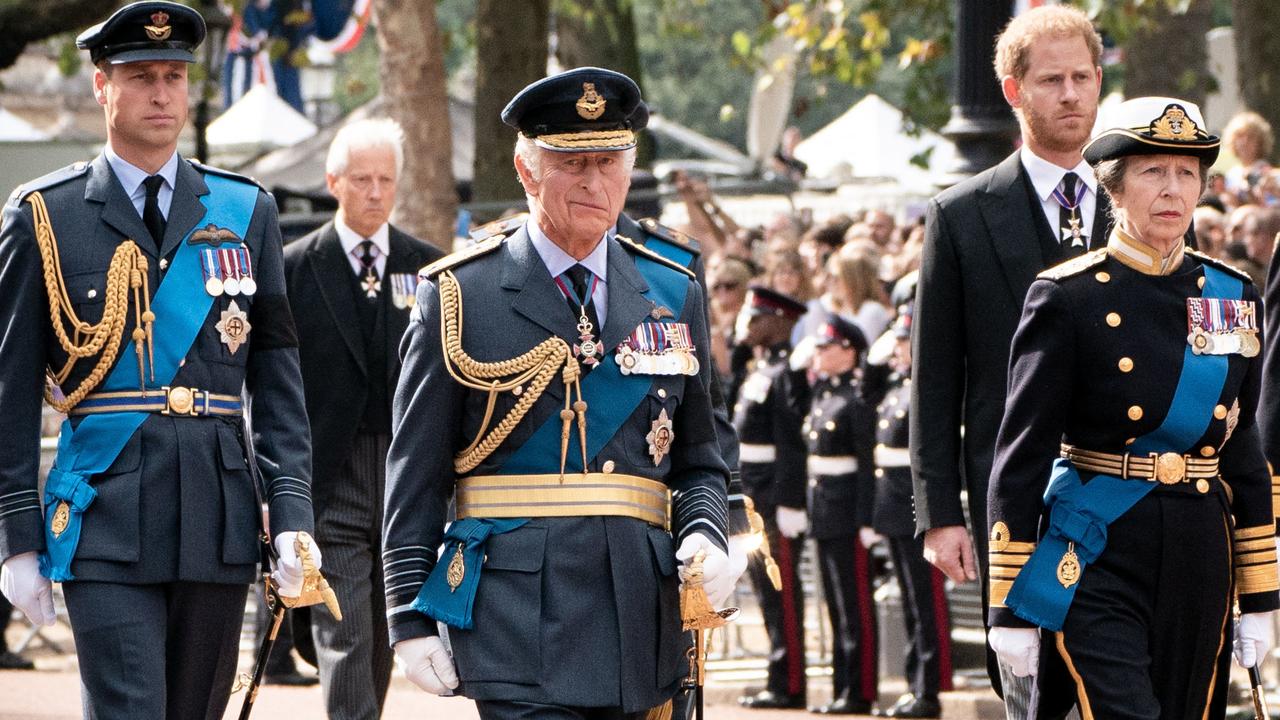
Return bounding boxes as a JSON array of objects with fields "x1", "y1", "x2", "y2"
[
  {"x1": 307, "y1": 222, "x2": 367, "y2": 376},
  {"x1": 599, "y1": 237, "x2": 653, "y2": 352},
  {"x1": 977, "y1": 152, "x2": 1046, "y2": 306},
  {"x1": 159, "y1": 158, "x2": 210, "y2": 259},
  {"x1": 502, "y1": 226, "x2": 580, "y2": 347},
  {"x1": 85, "y1": 153, "x2": 157, "y2": 259},
  {"x1": 1091, "y1": 188, "x2": 1113, "y2": 251}
]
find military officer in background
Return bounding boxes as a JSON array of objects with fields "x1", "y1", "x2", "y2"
[
  {"x1": 0, "y1": 3, "x2": 318, "y2": 718},
  {"x1": 732, "y1": 286, "x2": 810, "y2": 710},
  {"x1": 382, "y1": 67, "x2": 736, "y2": 719},
  {"x1": 869, "y1": 305, "x2": 951, "y2": 719},
  {"x1": 803, "y1": 315, "x2": 879, "y2": 715},
  {"x1": 284, "y1": 117, "x2": 442, "y2": 719}
]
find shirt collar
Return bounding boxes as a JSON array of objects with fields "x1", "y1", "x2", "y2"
[
  {"x1": 1020, "y1": 146, "x2": 1097, "y2": 201},
  {"x1": 527, "y1": 219, "x2": 609, "y2": 284},
  {"x1": 334, "y1": 216, "x2": 390, "y2": 258},
  {"x1": 1107, "y1": 228, "x2": 1185, "y2": 276},
  {"x1": 105, "y1": 144, "x2": 179, "y2": 197}
]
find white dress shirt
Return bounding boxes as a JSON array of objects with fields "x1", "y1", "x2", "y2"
[
  {"x1": 1020, "y1": 146, "x2": 1098, "y2": 245},
  {"x1": 528, "y1": 220, "x2": 609, "y2": 328},
  {"x1": 105, "y1": 145, "x2": 178, "y2": 221},
  {"x1": 334, "y1": 216, "x2": 390, "y2": 278}
]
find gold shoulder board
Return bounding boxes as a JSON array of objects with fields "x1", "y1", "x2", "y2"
[
  {"x1": 616, "y1": 234, "x2": 696, "y2": 279},
  {"x1": 639, "y1": 218, "x2": 701, "y2": 253},
  {"x1": 1186, "y1": 248, "x2": 1253, "y2": 283},
  {"x1": 1037, "y1": 248, "x2": 1108, "y2": 281},
  {"x1": 419, "y1": 235, "x2": 506, "y2": 280}
]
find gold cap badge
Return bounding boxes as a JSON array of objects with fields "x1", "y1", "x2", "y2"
[
  {"x1": 576, "y1": 82, "x2": 606, "y2": 120},
  {"x1": 145, "y1": 11, "x2": 172, "y2": 41},
  {"x1": 1149, "y1": 104, "x2": 1200, "y2": 141}
]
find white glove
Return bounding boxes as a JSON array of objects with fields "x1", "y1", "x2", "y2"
[
  {"x1": 272, "y1": 531, "x2": 323, "y2": 599},
  {"x1": 988, "y1": 626, "x2": 1040, "y2": 678},
  {"x1": 726, "y1": 534, "x2": 752, "y2": 589},
  {"x1": 676, "y1": 534, "x2": 735, "y2": 608},
  {"x1": 775, "y1": 506, "x2": 808, "y2": 539},
  {"x1": 395, "y1": 636, "x2": 459, "y2": 694},
  {"x1": 0, "y1": 552, "x2": 55, "y2": 627},
  {"x1": 1234, "y1": 611, "x2": 1276, "y2": 668},
  {"x1": 858, "y1": 527, "x2": 882, "y2": 549}
]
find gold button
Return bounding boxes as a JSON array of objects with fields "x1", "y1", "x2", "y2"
[
  {"x1": 1118, "y1": 357, "x2": 1133, "y2": 372},
  {"x1": 657, "y1": 388, "x2": 667, "y2": 399},
  {"x1": 159, "y1": 258, "x2": 169, "y2": 270},
  {"x1": 1095, "y1": 271, "x2": 1110, "y2": 283},
  {"x1": 602, "y1": 460, "x2": 616, "y2": 473},
  {"x1": 1128, "y1": 405, "x2": 1143, "y2": 421},
  {"x1": 1197, "y1": 276, "x2": 1206, "y2": 289},
  {"x1": 1200, "y1": 446, "x2": 1215, "y2": 457},
  {"x1": 512, "y1": 385, "x2": 523, "y2": 396},
  {"x1": 1213, "y1": 404, "x2": 1227, "y2": 419},
  {"x1": 1196, "y1": 479, "x2": 1210, "y2": 494},
  {"x1": 87, "y1": 288, "x2": 98, "y2": 299},
  {"x1": 1106, "y1": 312, "x2": 1121, "y2": 327}
]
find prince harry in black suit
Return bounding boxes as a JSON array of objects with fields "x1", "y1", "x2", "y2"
[{"x1": 283, "y1": 118, "x2": 442, "y2": 720}]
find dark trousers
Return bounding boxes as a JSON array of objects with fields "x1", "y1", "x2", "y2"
[
  {"x1": 311, "y1": 433, "x2": 393, "y2": 720},
  {"x1": 887, "y1": 535, "x2": 953, "y2": 700},
  {"x1": 475, "y1": 699, "x2": 646, "y2": 719},
  {"x1": 61, "y1": 580, "x2": 248, "y2": 720},
  {"x1": 815, "y1": 536, "x2": 878, "y2": 705},
  {"x1": 1053, "y1": 491, "x2": 1232, "y2": 720},
  {"x1": 745, "y1": 510, "x2": 806, "y2": 697}
]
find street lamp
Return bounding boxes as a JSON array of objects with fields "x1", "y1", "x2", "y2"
[
  {"x1": 939, "y1": 0, "x2": 1019, "y2": 184},
  {"x1": 194, "y1": 0, "x2": 231, "y2": 162}
]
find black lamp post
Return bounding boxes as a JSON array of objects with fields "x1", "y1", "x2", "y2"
[
  {"x1": 194, "y1": 1, "x2": 231, "y2": 162},
  {"x1": 939, "y1": 0, "x2": 1019, "y2": 183}
]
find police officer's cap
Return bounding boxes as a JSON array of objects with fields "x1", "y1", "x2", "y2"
[
  {"x1": 502, "y1": 67, "x2": 648, "y2": 152},
  {"x1": 814, "y1": 315, "x2": 868, "y2": 353},
  {"x1": 743, "y1": 285, "x2": 807, "y2": 321},
  {"x1": 77, "y1": 1, "x2": 206, "y2": 66},
  {"x1": 1084, "y1": 96, "x2": 1220, "y2": 166}
]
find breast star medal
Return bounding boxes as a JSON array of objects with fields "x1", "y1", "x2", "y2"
[
  {"x1": 646, "y1": 407, "x2": 674, "y2": 466},
  {"x1": 1057, "y1": 542, "x2": 1081, "y2": 588},
  {"x1": 216, "y1": 300, "x2": 252, "y2": 354}
]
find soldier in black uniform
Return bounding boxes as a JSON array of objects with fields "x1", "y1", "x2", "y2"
[
  {"x1": 987, "y1": 97, "x2": 1278, "y2": 719},
  {"x1": 802, "y1": 315, "x2": 878, "y2": 715},
  {"x1": 870, "y1": 305, "x2": 951, "y2": 719},
  {"x1": 0, "y1": 3, "x2": 318, "y2": 718},
  {"x1": 733, "y1": 286, "x2": 810, "y2": 710}
]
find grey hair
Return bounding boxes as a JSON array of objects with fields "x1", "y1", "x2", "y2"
[
  {"x1": 513, "y1": 134, "x2": 638, "y2": 183},
  {"x1": 326, "y1": 118, "x2": 405, "y2": 177},
  {"x1": 1094, "y1": 155, "x2": 1212, "y2": 223}
]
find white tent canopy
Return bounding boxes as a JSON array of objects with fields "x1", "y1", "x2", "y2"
[
  {"x1": 207, "y1": 84, "x2": 317, "y2": 152},
  {"x1": 793, "y1": 93, "x2": 956, "y2": 190},
  {"x1": 0, "y1": 107, "x2": 48, "y2": 141}
]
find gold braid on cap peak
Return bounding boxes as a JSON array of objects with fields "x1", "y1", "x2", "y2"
[
  {"x1": 437, "y1": 270, "x2": 587, "y2": 476},
  {"x1": 28, "y1": 191, "x2": 154, "y2": 412}
]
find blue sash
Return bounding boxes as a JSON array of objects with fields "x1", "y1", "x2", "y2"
[
  {"x1": 412, "y1": 517, "x2": 528, "y2": 629},
  {"x1": 1004, "y1": 264, "x2": 1241, "y2": 630},
  {"x1": 40, "y1": 173, "x2": 260, "y2": 581}
]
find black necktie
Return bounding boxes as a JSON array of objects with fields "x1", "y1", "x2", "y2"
[
  {"x1": 1057, "y1": 172, "x2": 1086, "y2": 257},
  {"x1": 356, "y1": 239, "x2": 380, "y2": 299},
  {"x1": 142, "y1": 175, "x2": 166, "y2": 248}
]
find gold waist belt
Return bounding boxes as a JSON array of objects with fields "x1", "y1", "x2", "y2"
[
  {"x1": 1061, "y1": 443, "x2": 1219, "y2": 485},
  {"x1": 456, "y1": 473, "x2": 670, "y2": 528}
]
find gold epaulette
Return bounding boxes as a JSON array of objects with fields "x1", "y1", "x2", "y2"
[
  {"x1": 470, "y1": 212, "x2": 529, "y2": 242},
  {"x1": 1037, "y1": 248, "x2": 1108, "y2": 281},
  {"x1": 639, "y1": 218, "x2": 701, "y2": 254},
  {"x1": 419, "y1": 235, "x2": 506, "y2": 280},
  {"x1": 1186, "y1": 248, "x2": 1253, "y2": 283},
  {"x1": 616, "y1": 234, "x2": 696, "y2": 279}
]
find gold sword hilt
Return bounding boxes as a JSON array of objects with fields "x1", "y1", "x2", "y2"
[{"x1": 277, "y1": 531, "x2": 343, "y2": 621}]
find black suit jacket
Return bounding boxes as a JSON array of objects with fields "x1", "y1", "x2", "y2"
[{"x1": 283, "y1": 220, "x2": 441, "y2": 507}]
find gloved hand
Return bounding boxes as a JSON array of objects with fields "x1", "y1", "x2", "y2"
[
  {"x1": 395, "y1": 636, "x2": 459, "y2": 694},
  {"x1": 775, "y1": 506, "x2": 807, "y2": 539},
  {"x1": 1234, "y1": 611, "x2": 1276, "y2": 668},
  {"x1": 272, "y1": 531, "x2": 323, "y2": 599},
  {"x1": 858, "y1": 527, "x2": 882, "y2": 549},
  {"x1": 676, "y1": 534, "x2": 735, "y2": 608},
  {"x1": 0, "y1": 552, "x2": 55, "y2": 627},
  {"x1": 726, "y1": 534, "x2": 752, "y2": 589},
  {"x1": 988, "y1": 626, "x2": 1040, "y2": 678}
]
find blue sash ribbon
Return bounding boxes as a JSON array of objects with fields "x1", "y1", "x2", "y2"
[
  {"x1": 412, "y1": 518, "x2": 528, "y2": 629},
  {"x1": 1005, "y1": 264, "x2": 1241, "y2": 630},
  {"x1": 40, "y1": 173, "x2": 260, "y2": 581}
]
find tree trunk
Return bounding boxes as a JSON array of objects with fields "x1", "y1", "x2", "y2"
[
  {"x1": 371, "y1": 0, "x2": 456, "y2": 250},
  {"x1": 553, "y1": 0, "x2": 649, "y2": 165},
  {"x1": 471, "y1": 0, "x2": 550, "y2": 218},
  {"x1": 1233, "y1": 0, "x2": 1280, "y2": 162},
  {"x1": 1124, "y1": 0, "x2": 1212, "y2": 109}
]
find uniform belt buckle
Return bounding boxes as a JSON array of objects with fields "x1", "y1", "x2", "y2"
[
  {"x1": 162, "y1": 385, "x2": 198, "y2": 416},
  {"x1": 1153, "y1": 452, "x2": 1186, "y2": 485}
]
